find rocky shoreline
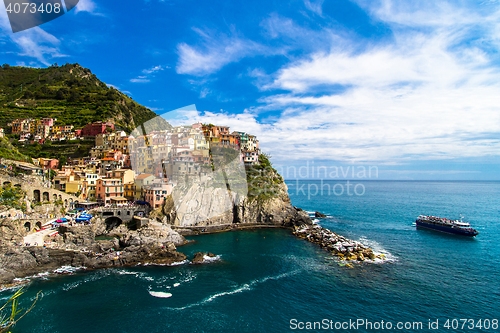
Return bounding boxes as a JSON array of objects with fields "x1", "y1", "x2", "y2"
[
  {"x1": 0, "y1": 220, "x2": 190, "y2": 287},
  {"x1": 0, "y1": 174, "x2": 378, "y2": 288},
  {"x1": 293, "y1": 224, "x2": 382, "y2": 261}
]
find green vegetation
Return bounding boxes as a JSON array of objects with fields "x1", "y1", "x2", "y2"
[
  {"x1": 0, "y1": 183, "x2": 26, "y2": 212},
  {"x1": 0, "y1": 288, "x2": 40, "y2": 333},
  {"x1": 16, "y1": 139, "x2": 95, "y2": 163},
  {"x1": 245, "y1": 153, "x2": 284, "y2": 201},
  {"x1": 0, "y1": 63, "x2": 157, "y2": 133},
  {"x1": 0, "y1": 137, "x2": 31, "y2": 162}
]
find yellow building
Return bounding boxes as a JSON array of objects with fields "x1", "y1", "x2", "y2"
[
  {"x1": 124, "y1": 181, "x2": 136, "y2": 201},
  {"x1": 66, "y1": 180, "x2": 84, "y2": 196},
  {"x1": 107, "y1": 169, "x2": 135, "y2": 185}
]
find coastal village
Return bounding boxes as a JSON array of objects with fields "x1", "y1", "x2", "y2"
[
  {"x1": 0, "y1": 116, "x2": 375, "y2": 288},
  {"x1": 1, "y1": 118, "x2": 261, "y2": 209}
]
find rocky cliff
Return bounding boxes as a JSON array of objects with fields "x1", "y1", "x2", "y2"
[{"x1": 155, "y1": 174, "x2": 311, "y2": 233}]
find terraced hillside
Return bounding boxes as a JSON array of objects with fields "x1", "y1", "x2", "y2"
[{"x1": 0, "y1": 63, "x2": 157, "y2": 133}]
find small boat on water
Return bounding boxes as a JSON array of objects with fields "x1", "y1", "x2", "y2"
[{"x1": 415, "y1": 215, "x2": 479, "y2": 237}]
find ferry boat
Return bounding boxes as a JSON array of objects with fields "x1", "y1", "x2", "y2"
[{"x1": 415, "y1": 215, "x2": 479, "y2": 237}]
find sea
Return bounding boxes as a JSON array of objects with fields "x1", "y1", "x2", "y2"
[{"x1": 2, "y1": 180, "x2": 500, "y2": 333}]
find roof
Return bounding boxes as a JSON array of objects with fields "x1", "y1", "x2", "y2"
[{"x1": 135, "y1": 173, "x2": 154, "y2": 180}]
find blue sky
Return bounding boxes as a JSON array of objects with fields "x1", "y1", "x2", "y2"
[{"x1": 1, "y1": 0, "x2": 500, "y2": 180}]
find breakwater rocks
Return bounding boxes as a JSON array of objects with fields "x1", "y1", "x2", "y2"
[{"x1": 293, "y1": 225, "x2": 381, "y2": 261}]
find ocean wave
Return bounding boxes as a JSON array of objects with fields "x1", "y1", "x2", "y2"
[
  {"x1": 53, "y1": 266, "x2": 83, "y2": 274},
  {"x1": 358, "y1": 237, "x2": 398, "y2": 263},
  {"x1": 164, "y1": 270, "x2": 300, "y2": 310},
  {"x1": 198, "y1": 254, "x2": 221, "y2": 264},
  {"x1": 6, "y1": 265, "x2": 87, "y2": 290},
  {"x1": 141, "y1": 259, "x2": 189, "y2": 267}
]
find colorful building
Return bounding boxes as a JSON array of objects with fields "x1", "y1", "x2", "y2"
[
  {"x1": 82, "y1": 122, "x2": 115, "y2": 137},
  {"x1": 96, "y1": 178, "x2": 124, "y2": 204},
  {"x1": 143, "y1": 181, "x2": 173, "y2": 208}
]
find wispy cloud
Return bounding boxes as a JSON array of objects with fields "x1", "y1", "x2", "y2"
[
  {"x1": 176, "y1": 27, "x2": 266, "y2": 76},
  {"x1": 74, "y1": 0, "x2": 102, "y2": 15},
  {"x1": 142, "y1": 64, "x2": 168, "y2": 74},
  {"x1": 243, "y1": 0, "x2": 500, "y2": 163},
  {"x1": 171, "y1": 1, "x2": 500, "y2": 166},
  {"x1": 130, "y1": 76, "x2": 150, "y2": 83},
  {"x1": 130, "y1": 64, "x2": 167, "y2": 83},
  {"x1": 303, "y1": 0, "x2": 325, "y2": 16},
  {"x1": 0, "y1": 9, "x2": 66, "y2": 66}
]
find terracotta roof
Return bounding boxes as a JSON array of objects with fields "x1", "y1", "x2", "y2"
[{"x1": 135, "y1": 173, "x2": 154, "y2": 180}]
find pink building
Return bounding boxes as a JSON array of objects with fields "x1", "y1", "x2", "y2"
[
  {"x1": 82, "y1": 122, "x2": 115, "y2": 137},
  {"x1": 41, "y1": 118, "x2": 55, "y2": 127},
  {"x1": 143, "y1": 181, "x2": 173, "y2": 208},
  {"x1": 39, "y1": 158, "x2": 59, "y2": 170}
]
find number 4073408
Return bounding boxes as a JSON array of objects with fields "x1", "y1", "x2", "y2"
[
  {"x1": 5, "y1": 2, "x2": 62, "y2": 14},
  {"x1": 443, "y1": 319, "x2": 498, "y2": 330}
]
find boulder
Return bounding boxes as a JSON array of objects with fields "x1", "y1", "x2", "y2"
[
  {"x1": 315, "y1": 211, "x2": 327, "y2": 218},
  {"x1": 0, "y1": 269, "x2": 15, "y2": 284},
  {"x1": 191, "y1": 252, "x2": 217, "y2": 264}
]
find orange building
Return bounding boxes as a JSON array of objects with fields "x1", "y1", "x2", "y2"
[{"x1": 96, "y1": 178, "x2": 124, "y2": 204}]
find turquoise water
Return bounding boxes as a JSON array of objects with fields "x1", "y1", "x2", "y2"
[{"x1": 4, "y1": 180, "x2": 500, "y2": 332}]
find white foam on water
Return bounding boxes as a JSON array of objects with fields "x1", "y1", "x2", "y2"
[
  {"x1": 166, "y1": 270, "x2": 300, "y2": 311},
  {"x1": 149, "y1": 291, "x2": 172, "y2": 298},
  {"x1": 168, "y1": 259, "x2": 189, "y2": 266},
  {"x1": 203, "y1": 254, "x2": 221, "y2": 262},
  {"x1": 141, "y1": 259, "x2": 188, "y2": 267},
  {"x1": 116, "y1": 270, "x2": 140, "y2": 276},
  {"x1": 173, "y1": 283, "x2": 180, "y2": 287},
  {"x1": 53, "y1": 266, "x2": 82, "y2": 274},
  {"x1": 358, "y1": 237, "x2": 397, "y2": 263}
]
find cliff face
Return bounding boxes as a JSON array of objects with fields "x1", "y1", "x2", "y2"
[{"x1": 158, "y1": 175, "x2": 311, "y2": 231}]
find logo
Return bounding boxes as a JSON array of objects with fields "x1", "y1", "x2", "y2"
[{"x1": 3, "y1": 0, "x2": 79, "y2": 33}]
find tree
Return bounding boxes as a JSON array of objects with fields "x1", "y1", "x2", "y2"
[
  {"x1": 56, "y1": 89, "x2": 65, "y2": 100},
  {"x1": 23, "y1": 91, "x2": 34, "y2": 99}
]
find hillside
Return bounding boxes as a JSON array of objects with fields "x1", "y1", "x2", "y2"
[
  {"x1": 0, "y1": 137, "x2": 31, "y2": 162},
  {"x1": 0, "y1": 63, "x2": 158, "y2": 133}
]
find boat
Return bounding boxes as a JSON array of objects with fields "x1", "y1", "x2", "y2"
[{"x1": 415, "y1": 215, "x2": 479, "y2": 237}]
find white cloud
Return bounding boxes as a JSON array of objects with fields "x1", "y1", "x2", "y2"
[
  {"x1": 142, "y1": 65, "x2": 167, "y2": 74},
  {"x1": 130, "y1": 78, "x2": 150, "y2": 83},
  {"x1": 304, "y1": 0, "x2": 325, "y2": 16},
  {"x1": 74, "y1": 0, "x2": 100, "y2": 15},
  {"x1": 0, "y1": 9, "x2": 66, "y2": 65},
  {"x1": 245, "y1": 0, "x2": 500, "y2": 163},
  {"x1": 176, "y1": 28, "x2": 266, "y2": 76},
  {"x1": 130, "y1": 65, "x2": 168, "y2": 83}
]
